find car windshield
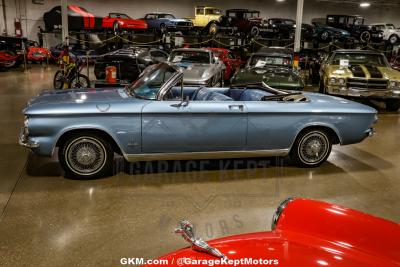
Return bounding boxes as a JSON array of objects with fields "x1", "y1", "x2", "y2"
[
  {"x1": 160, "y1": 14, "x2": 175, "y2": 19},
  {"x1": 331, "y1": 53, "x2": 389, "y2": 67},
  {"x1": 386, "y1": 24, "x2": 395, "y2": 29},
  {"x1": 169, "y1": 51, "x2": 210, "y2": 64},
  {"x1": 284, "y1": 20, "x2": 295, "y2": 25},
  {"x1": 110, "y1": 13, "x2": 131, "y2": 19},
  {"x1": 127, "y1": 64, "x2": 176, "y2": 100},
  {"x1": 249, "y1": 55, "x2": 292, "y2": 67},
  {"x1": 206, "y1": 8, "x2": 222, "y2": 15}
]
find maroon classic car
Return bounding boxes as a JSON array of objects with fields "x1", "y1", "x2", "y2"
[{"x1": 144, "y1": 198, "x2": 400, "y2": 267}]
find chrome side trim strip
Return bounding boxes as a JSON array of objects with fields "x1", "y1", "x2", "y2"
[{"x1": 124, "y1": 149, "x2": 290, "y2": 162}]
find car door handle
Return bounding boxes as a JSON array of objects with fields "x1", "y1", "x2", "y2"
[{"x1": 229, "y1": 105, "x2": 244, "y2": 111}]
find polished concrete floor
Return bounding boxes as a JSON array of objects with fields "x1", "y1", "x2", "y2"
[{"x1": 0, "y1": 65, "x2": 399, "y2": 266}]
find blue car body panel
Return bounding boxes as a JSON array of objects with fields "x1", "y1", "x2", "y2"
[{"x1": 22, "y1": 63, "x2": 377, "y2": 163}]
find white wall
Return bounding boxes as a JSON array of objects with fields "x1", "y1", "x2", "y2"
[{"x1": 1, "y1": 0, "x2": 400, "y2": 42}]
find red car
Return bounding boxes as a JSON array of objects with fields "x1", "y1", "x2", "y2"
[
  {"x1": 102, "y1": 13, "x2": 148, "y2": 33},
  {"x1": 144, "y1": 198, "x2": 400, "y2": 267},
  {"x1": 207, "y1": 48, "x2": 244, "y2": 81}
]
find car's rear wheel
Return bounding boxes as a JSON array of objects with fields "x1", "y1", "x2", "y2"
[
  {"x1": 113, "y1": 21, "x2": 120, "y2": 35},
  {"x1": 160, "y1": 23, "x2": 167, "y2": 34},
  {"x1": 290, "y1": 128, "x2": 332, "y2": 167},
  {"x1": 386, "y1": 99, "x2": 400, "y2": 112},
  {"x1": 360, "y1": 31, "x2": 371, "y2": 43},
  {"x1": 59, "y1": 133, "x2": 114, "y2": 179},
  {"x1": 209, "y1": 23, "x2": 218, "y2": 35}
]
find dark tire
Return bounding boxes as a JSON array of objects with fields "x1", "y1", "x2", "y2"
[
  {"x1": 360, "y1": 31, "x2": 371, "y2": 43},
  {"x1": 250, "y1": 26, "x2": 260, "y2": 37},
  {"x1": 113, "y1": 21, "x2": 120, "y2": 35},
  {"x1": 389, "y1": 34, "x2": 399, "y2": 45},
  {"x1": 386, "y1": 99, "x2": 400, "y2": 112},
  {"x1": 0, "y1": 50, "x2": 19, "y2": 69},
  {"x1": 290, "y1": 128, "x2": 332, "y2": 168},
  {"x1": 319, "y1": 79, "x2": 325, "y2": 93},
  {"x1": 68, "y1": 74, "x2": 90, "y2": 89},
  {"x1": 160, "y1": 23, "x2": 167, "y2": 34},
  {"x1": 320, "y1": 31, "x2": 330, "y2": 42},
  {"x1": 53, "y1": 70, "x2": 65, "y2": 90},
  {"x1": 58, "y1": 133, "x2": 114, "y2": 179},
  {"x1": 209, "y1": 23, "x2": 218, "y2": 35}
]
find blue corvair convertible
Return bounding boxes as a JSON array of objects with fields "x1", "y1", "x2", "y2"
[{"x1": 20, "y1": 62, "x2": 377, "y2": 179}]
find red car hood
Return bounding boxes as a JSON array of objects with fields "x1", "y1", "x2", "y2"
[{"x1": 145, "y1": 199, "x2": 400, "y2": 267}]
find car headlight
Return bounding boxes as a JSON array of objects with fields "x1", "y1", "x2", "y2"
[
  {"x1": 329, "y1": 77, "x2": 337, "y2": 85},
  {"x1": 389, "y1": 80, "x2": 399, "y2": 89},
  {"x1": 338, "y1": 78, "x2": 346, "y2": 85}
]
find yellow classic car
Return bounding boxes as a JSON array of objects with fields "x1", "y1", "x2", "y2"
[
  {"x1": 186, "y1": 6, "x2": 223, "y2": 34},
  {"x1": 319, "y1": 49, "x2": 400, "y2": 111}
]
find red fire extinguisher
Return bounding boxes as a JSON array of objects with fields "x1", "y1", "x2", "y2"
[
  {"x1": 105, "y1": 66, "x2": 117, "y2": 84},
  {"x1": 14, "y1": 19, "x2": 22, "y2": 37}
]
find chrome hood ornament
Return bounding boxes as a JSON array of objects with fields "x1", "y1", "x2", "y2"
[{"x1": 174, "y1": 220, "x2": 227, "y2": 260}]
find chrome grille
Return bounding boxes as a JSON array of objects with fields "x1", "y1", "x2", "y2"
[
  {"x1": 177, "y1": 21, "x2": 192, "y2": 26},
  {"x1": 347, "y1": 78, "x2": 388, "y2": 90}
]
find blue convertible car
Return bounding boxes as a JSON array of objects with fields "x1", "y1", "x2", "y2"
[{"x1": 20, "y1": 62, "x2": 377, "y2": 178}]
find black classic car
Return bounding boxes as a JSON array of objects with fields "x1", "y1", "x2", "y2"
[
  {"x1": 94, "y1": 46, "x2": 168, "y2": 82},
  {"x1": 325, "y1": 15, "x2": 383, "y2": 43},
  {"x1": 44, "y1": 5, "x2": 103, "y2": 32},
  {"x1": 261, "y1": 18, "x2": 314, "y2": 41}
]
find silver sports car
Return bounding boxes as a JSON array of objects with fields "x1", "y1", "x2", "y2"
[{"x1": 168, "y1": 48, "x2": 225, "y2": 86}]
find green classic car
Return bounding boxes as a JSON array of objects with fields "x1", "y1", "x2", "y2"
[
  {"x1": 231, "y1": 47, "x2": 305, "y2": 90},
  {"x1": 319, "y1": 49, "x2": 400, "y2": 111}
]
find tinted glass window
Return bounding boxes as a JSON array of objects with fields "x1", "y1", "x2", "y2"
[{"x1": 169, "y1": 50, "x2": 210, "y2": 64}]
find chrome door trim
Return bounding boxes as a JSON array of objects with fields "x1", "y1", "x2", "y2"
[{"x1": 124, "y1": 149, "x2": 289, "y2": 162}]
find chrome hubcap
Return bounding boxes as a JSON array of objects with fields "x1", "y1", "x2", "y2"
[
  {"x1": 299, "y1": 132, "x2": 329, "y2": 164},
  {"x1": 66, "y1": 137, "x2": 106, "y2": 175}
]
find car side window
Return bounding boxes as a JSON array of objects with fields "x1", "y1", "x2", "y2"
[{"x1": 196, "y1": 8, "x2": 204, "y2": 15}]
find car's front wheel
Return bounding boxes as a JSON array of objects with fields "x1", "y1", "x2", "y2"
[
  {"x1": 290, "y1": 128, "x2": 332, "y2": 167},
  {"x1": 59, "y1": 133, "x2": 114, "y2": 179},
  {"x1": 389, "y1": 34, "x2": 399, "y2": 45}
]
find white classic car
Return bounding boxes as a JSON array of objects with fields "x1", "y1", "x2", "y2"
[{"x1": 371, "y1": 23, "x2": 400, "y2": 44}]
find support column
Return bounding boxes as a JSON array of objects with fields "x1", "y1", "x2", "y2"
[
  {"x1": 294, "y1": 0, "x2": 304, "y2": 53},
  {"x1": 61, "y1": 0, "x2": 69, "y2": 45}
]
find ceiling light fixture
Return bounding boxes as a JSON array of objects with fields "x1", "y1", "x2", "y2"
[
  {"x1": 360, "y1": 2, "x2": 371, "y2": 7},
  {"x1": 276, "y1": 0, "x2": 286, "y2": 2}
]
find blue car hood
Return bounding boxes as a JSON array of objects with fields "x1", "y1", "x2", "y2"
[{"x1": 27, "y1": 88, "x2": 130, "y2": 107}]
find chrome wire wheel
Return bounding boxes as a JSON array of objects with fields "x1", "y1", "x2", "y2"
[
  {"x1": 298, "y1": 131, "x2": 330, "y2": 165},
  {"x1": 65, "y1": 137, "x2": 107, "y2": 176}
]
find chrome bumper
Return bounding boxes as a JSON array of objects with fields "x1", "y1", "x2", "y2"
[
  {"x1": 327, "y1": 87, "x2": 400, "y2": 99},
  {"x1": 19, "y1": 127, "x2": 39, "y2": 148},
  {"x1": 365, "y1": 128, "x2": 375, "y2": 137}
]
